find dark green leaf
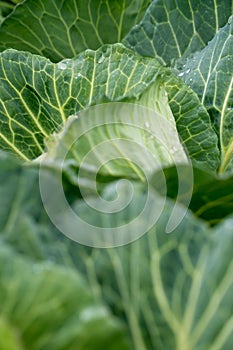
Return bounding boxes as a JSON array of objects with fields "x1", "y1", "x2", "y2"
[
  {"x1": 0, "y1": 0, "x2": 151, "y2": 61},
  {"x1": 158, "y1": 71, "x2": 220, "y2": 171},
  {"x1": 0, "y1": 45, "x2": 219, "y2": 172},
  {"x1": 176, "y1": 19, "x2": 233, "y2": 174},
  {"x1": 151, "y1": 164, "x2": 233, "y2": 225}
]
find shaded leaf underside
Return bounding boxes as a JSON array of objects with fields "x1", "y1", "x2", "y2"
[{"x1": 151, "y1": 164, "x2": 233, "y2": 225}]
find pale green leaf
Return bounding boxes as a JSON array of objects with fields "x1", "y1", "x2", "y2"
[
  {"x1": 160, "y1": 71, "x2": 220, "y2": 171},
  {"x1": 1, "y1": 152, "x2": 233, "y2": 349},
  {"x1": 72, "y1": 205, "x2": 233, "y2": 350},
  {"x1": 42, "y1": 101, "x2": 188, "y2": 185},
  {"x1": 0, "y1": 244, "x2": 131, "y2": 350}
]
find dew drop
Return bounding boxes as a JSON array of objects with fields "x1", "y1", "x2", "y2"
[
  {"x1": 186, "y1": 68, "x2": 191, "y2": 74},
  {"x1": 145, "y1": 121, "x2": 150, "y2": 128},
  {"x1": 98, "y1": 55, "x2": 105, "y2": 64},
  {"x1": 57, "y1": 61, "x2": 68, "y2": 70},
  {"x1": 74, "y1": 73, "x2": 82, "y2": 79},
  {"x1": 178, "y1": 71, "x2": 185, "y2": 77}
]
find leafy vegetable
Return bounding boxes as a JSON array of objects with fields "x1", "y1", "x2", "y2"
[
  {"x1": 0, "y1": 0, "x2": 151, "y2": 61},
  {"x1": 0, "y1": 244, "x2": 130, "y2": 350},
  {"x1": 75, "y1": 209, "x2": 233, "y2": 350},
  {"x1": 0, "y1": 44, "x2": 218, "y2": 170},
  {"x1": 151, "y1": 164, "x2": 233, "y2": 225},
  {"x1": 124, "y1": 0, "x2": 233, "y2": 65},
  {"x1": 176, "y1": 18, "x2": 233, "y2": 174},
  {"x1": 42, "y1": 102, "x2": 188, "y2": 183},
  {"x1": 0, "y1": 45, "x2": 160, "y2": 159},
  {"x1": 0, "y1": 1, "x2": 233, "y2": 349},
  {"x1": 1, "y1": 152, "x2": 233, "y2": 349}
]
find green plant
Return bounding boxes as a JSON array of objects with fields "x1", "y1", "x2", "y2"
[{"x1": 0, "y1": 1, "x2": 233, "y2": 349}]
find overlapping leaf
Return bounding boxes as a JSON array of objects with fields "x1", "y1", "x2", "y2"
[
  {"x1": 133, "y1": 74, "x2": 219, "y2": 171},
  {"x1": 177, "y1": 19, "x2": 233, "y2": 174},
  {"x1": 0, "y1": 0, "x2": 151, "y2": 61},
  {"x1": 1, "y1": 152, "x2": 233, "y2": 350},
  {"x1": 160, "y1": 72, "x2": 219, "y2": 170},
  {"x1": 72, "y1": 207, "x2": 233, "y2": 350},
  {"x1": 151, "y1": 164, "x2": 233, "y2": 225},
  {"x1": 0, "y1": 244, "x2": 130, "y2": 350},
  {"x1": 43, "y1": 101, "x2": 188, "y2": 185},
  {"x1": 0, "y1": 44, "x2": 161, "y2": 160},
  {"x1": 124, "y1": 0, "x2": 233, "y2": 65},
  {"x1": 0, "y1": 2, "x2": 232, "y2": 350},
  {"x1": 0, "y1": 44, "x2": 219, "y2": 171},
  {"x1": 190, "y1": 167, "x2": 233, "y2": 224},
  {"x1": 0, "y1": 152, "x2": 71, "y2": 258}
]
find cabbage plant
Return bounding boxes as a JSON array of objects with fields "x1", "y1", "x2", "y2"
[{"x1": 0, "y1": 1, "x2": 233, "y2": 349}]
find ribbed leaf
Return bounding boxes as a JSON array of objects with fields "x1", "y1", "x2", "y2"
[
  {"x1": 0, "y1": 45, "x2": 219, "y2": 171},
  {"x1": 0, "y1": 0, "x2": 150, "y2": 61},
  {"x1": 0, "y1": 244, "x2": 130, "y2": 350},
  {"x1": 177, "y1": 19, "x2": 233, "y2": 174},
  {"x1": 1, "y1": 152, "x2": 233, "y2": 349},
  {"x1": 43, "y1": 102, "x2": 188, "y2": 185},
  {"x1": 161, "y1": 71, "x2": 220, "y2": 170},
  {"x1": 0, "y1": 45, "x2": 160, "y2": 160},
  {"x1": 124, "y1": 0, "x2": 233, "y2": 65},
  {"x1": 72, "y1": 207, "x2": 233, "y2": 350}
]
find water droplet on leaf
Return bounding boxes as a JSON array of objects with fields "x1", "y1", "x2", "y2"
[
  {"x1": 74, "y1": 73, "x2": 82, "y2": 79},
  {"x1": 98, "y1": 55, "x2": 105, "y2": 64},
  {"x1": 178, "y1": 72, "x2": 185, "y2": 77},
  {"x1": 57, "y1": 61, "x2": 68, "y2": 70}
]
